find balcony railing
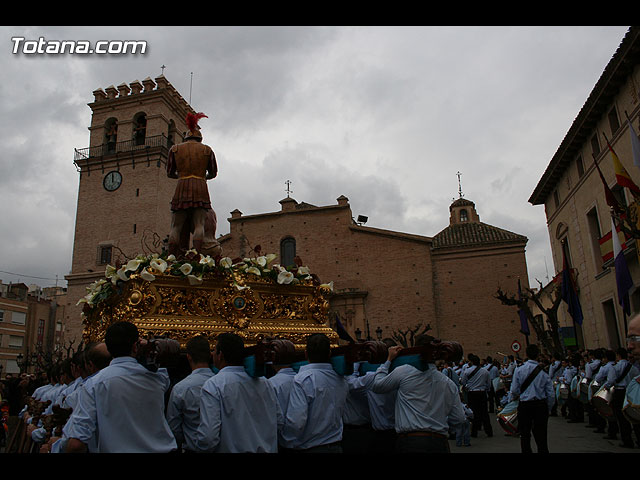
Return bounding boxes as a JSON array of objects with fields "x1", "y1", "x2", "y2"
[{"x1": 73, "y1": 134, "x2": 172, "y2": 163}]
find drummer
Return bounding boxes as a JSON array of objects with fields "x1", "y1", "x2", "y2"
[
  {"x1": 508, "y1": 344, "x2": 555, "y2": 453},
  {"x1": 595, "y1": 350, "x2": 619, "y2": 441},
  {"x1": 584, "y1": 349, "x2": 604, "y2": 431}
]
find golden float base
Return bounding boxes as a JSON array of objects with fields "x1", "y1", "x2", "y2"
[{"x1": 82, "y1": 273, "x2": 339, "y2": 350}]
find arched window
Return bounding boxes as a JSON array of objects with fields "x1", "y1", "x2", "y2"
[
  {"x1": 280, "y1": 237, "x2": 296, "y2": 268},
  {"x1": 460, "y1": 209, "x2": 468, "y2": 222},
  {"x1": 133, "y1": 112, "x2": 147, "y2": 146}
]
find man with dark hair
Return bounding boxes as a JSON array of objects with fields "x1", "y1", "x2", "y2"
[
  {"x1": 370, "y1": 334, "x2": 466, "y2": 453},
  {"x1": 595, "y1": 349, "x2": 619, "y2": 440},
  {"x1": 64, "y1": 321, "x2": 177, "y2": 453},
  {"x1": 508, "y1": 343, "x2": 555, "y2": 453},
  {"x1": 166, "y1": 335, "x2": 214, "y2": 452},
  {"x1": 195, "y1": 333, "x2": 281, "y2": 452},
  {"x1": 281, "y1": 333, "x2": 349, "y2": 452},
  {"x1": 461, "y1": 353, "x2": 493, "y2": 438},
  {"x1": 267, "y1": 339, "x2": 298, "y2": 451}
]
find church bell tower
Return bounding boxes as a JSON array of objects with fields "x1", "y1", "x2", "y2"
[{"x1": 64, "y1": 74, "x2": 196, "y2": 342}]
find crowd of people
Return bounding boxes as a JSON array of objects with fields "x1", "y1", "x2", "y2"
[{"x1": 1, "y1": 314, "x2": 639, "y2": 454}]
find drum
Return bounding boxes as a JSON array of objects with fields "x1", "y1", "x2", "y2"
[
  {"x1": 570, "y1": 376, "x2": 580, "y2": 399},
  {"x1": 558, "y1": 382, "x2": 570, "y2": 400},
  {"x1": 588, "y1": 379, "x2": 600, "y2": 402},
  {"x1": 578, "y1": 376, "x2": 590, "y2": 403},
  {"x1": 497, "y1": 400, "x2": 519, "y2": 436},
  {"x1": 592, "y1": 385, "x2": 614, "y2": 418}
]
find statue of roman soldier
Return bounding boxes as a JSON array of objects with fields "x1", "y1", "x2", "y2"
[{"x1": 166, "y1": 112, "x2": 221, "y2": 258}]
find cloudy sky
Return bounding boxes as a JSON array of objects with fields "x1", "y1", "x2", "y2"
[{"x1": 0, "y1": 25, "x2": 631, "y2": 293}]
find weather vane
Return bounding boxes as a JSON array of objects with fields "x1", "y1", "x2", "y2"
[
  {"x1": 285, "y1": 180, "x2": 293, "y2": 198},
  {"x1": 457, "y1": 171, "x2": 464, "y2": 198}
]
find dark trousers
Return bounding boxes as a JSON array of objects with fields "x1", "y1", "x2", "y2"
[
  {"x1": 467, "y1": 391, "x2": 493, "y2": 436},
  {"x1": 488, "y1": 385, "x2": 496, "y2": 413},
  {"x1": 567, "y1": 395, "x2": 584, "y2": 421},
  {"x1": 395, "y1": 433, "x2": 450, "y2": 453},
  {"x1": 517, "y1": 399, "x2": 549, "y2": 453},
  {"x1": 369, "y1": 429, "x2": 397, "y2": 453},
  {"x1": 342, "y1": 424, "x2": 373, "y2": 454}
]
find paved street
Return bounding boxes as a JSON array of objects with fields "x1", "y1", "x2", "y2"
[{"x1": 451, "y1": 413, "x2": 639, "y2": 453}]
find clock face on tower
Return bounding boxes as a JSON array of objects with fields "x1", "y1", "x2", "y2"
[{"x1": 103, "y1": 171, "x2": 122, "y2": 191}]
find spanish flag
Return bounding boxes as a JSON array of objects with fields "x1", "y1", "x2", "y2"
[{"x1": 609, "y1": 140, "x2": 640, "y2": 199}]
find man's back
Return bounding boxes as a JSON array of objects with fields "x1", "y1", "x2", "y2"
[
  {"x1": 372, "y1": 364, "x2": 465, "y2": 435},
  {"x1": 282, "y1": 363, "x2": 349, "y2": 450},
  {"x1": 196, "y1": 366, "x2": 281, "y2": 453},
  {"x1": 65, "y1": 357, "x2": 176, "y2": 453},
  {"x1": 166, "y1": 367, "x2": 215, "y2": 452}
]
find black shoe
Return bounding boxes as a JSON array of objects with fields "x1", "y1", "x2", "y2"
[
  {"x1": 603, "y1": 435, "x2": 618, "y2": 440},
  {"x1": 594, "y1": 429, "x2": 605, "y2": 433},
  {"x1": 619, "y1": 443, "x2": 634, "y2": 448}
]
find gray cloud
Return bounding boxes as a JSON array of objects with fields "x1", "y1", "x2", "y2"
[{"x1": 0, "y1": 26, "x2": 631, "y2": 291}]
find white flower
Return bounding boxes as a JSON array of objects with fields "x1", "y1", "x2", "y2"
[
  {"x1": 167, "y1": 254, "x2": 176, "y2": 262},
  {"x1": 233, "y1": 282, "x2": 250, "y2": 291},
  {"x1": 272, "y1": 264, "x2": 286, "y2": 273},
  {"x1": 105, "y1": 264, "x2": 117, "y2": 279},
  {"x1": 117, "y1": 266, "x2": 129, "y2": 282},
  {"x1": 220, "y1": 257, "x2": 233, "y2": 269},
  {"x1": 186, "y1": 249, "x2": 198, "y2": 256},
  {"x1": 140, "y1": 268, "x2": 156, "y2": 282},
  {"x1": 199, "y1": 255, "x2": 215, "y2": 268},
  {"x1": 255, "y1": 256, "x2": 267, "y2": 267},
  {"x1": 187, "y1": 274, "x2": 203, "y2": 285},
  {"x1": 265, "y1": 253, "x2": 277, "y2": 265},
  {"x1": 246, "y1": 266, "x2": 261, "y2": 276},
  {"x1": 277, "y1": 271, "x2": 294, "y2": 285},
  {"x1": 320, "y1": 281, "x2": 334, "y2": 292},
  {"x1": 179, "y1": 263, "x2": 193, "y2": 276},
  {"x1": 297, "y1": 266, "x2": 310, "y2": 276},
  {"x1": 125, "y1": 259, "x2": 142, "y2": 272},
  {"x1": 150, "y1": 258, "x2": 168, "y2": 273}
]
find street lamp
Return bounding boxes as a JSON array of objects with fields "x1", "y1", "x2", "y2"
[
  {"x1": 375, "y1": 326, "x2": 383, "y2": 340},
  {"x1": 355, "y1": 328, "x2": 362, "y2": 341}
]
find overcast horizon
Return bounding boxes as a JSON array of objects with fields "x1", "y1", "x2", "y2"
[{"x1": 0, "y1": 26, "x2": 631, "y2": 297}]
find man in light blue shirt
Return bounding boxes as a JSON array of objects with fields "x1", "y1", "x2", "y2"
[
  {"x1": 370, "y1": 335, "x2": 466, "y2": 453},
  {"x1": 461, "y1": 354, "x2": 493, "y2": 438},
  {"x1": 608, "y1": 347, "x2": 640, "y2": 448},
  {"x1": 166, "y1": 335, "x2": 214, "y2": 453},
  {"x1": 195, "y1": 333, "x2": 282, "y2": 453},
  {"x1": 266, "y1": 339, "x2": 298, "y2": 451},
  {"x1": 343, "y1": 341, "x2": 396, "y2": 453},
  {"x1": 281, "y1": 333, "x2": 349, "y2": 452},
  {"x1": 509, "y1": 344, "x2": 555, "y2": 453},
  {"x1": 64, "y1": 321, "x2": 177, "y2": 453}
]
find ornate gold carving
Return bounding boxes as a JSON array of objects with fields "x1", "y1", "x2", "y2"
[{"x1": 83, "y1": 274, "x2": 339, "y2": 350}]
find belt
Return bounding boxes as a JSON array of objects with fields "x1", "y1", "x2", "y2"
[
  {"x1": 179, "y1": 175, "x2": 206, "y2": 180},
  {"x1": 398, "y1": 431, "x2": 447, "y2": 440}
]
